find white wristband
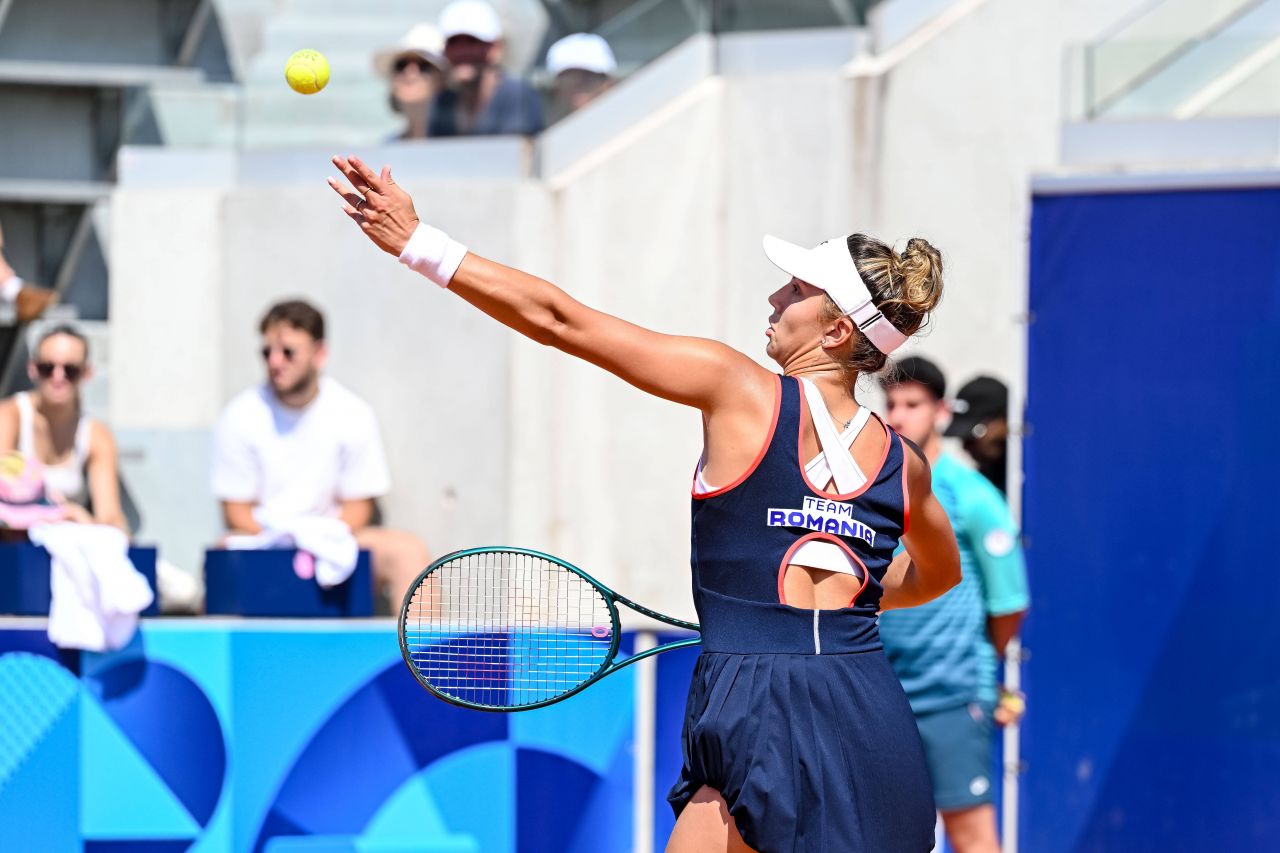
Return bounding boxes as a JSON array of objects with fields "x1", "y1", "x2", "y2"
[
  {"x1": 1, "y1": 275, "x2": 23, "y2": 303},
  {"x1": 398, "y1": 223, "x2": 468, "y2": 288}
]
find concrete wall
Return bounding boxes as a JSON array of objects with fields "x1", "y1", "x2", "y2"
[
  {"x1": 862, "y1": 0, "x2": 1146, "y2": 381},
  {"x1": 111, "y1": 1, "x2": 1163, "y2": 609}
]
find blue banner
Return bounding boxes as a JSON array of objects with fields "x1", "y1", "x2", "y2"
[
  {"x1": 0, "y1": 620, "x2": 689, "y2": 852},
  {"x1": 1023, "y1": 184, "x2": 1280, "y2": 851}
]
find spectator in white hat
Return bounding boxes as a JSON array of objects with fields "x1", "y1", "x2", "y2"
[
  {"x1": 547, "y1": 32, "x2": 617, "y2": 119},
  {"x1": 375, "y1": 24, "x2": 450, "y2": 140},
  {"x1": 429, "y1": 0, "x2": 543, "y2": 137}
]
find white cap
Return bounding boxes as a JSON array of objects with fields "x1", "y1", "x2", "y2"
[
  {"x1": 547, "y1": 33, "x2": 617, "y2": 76},
  {"x1": 762, "y1": 234, "x2": 909, "y2": 355},
  {"x1": 374, "y1": 23, "x2": 450, "y2": 77},
  {"x1": 439, "y1": 0, "x2": 503, "y2": 42}
]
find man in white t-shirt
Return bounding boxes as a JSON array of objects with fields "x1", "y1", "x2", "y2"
[{"x1": 211, "y1": 299, "x2": 428, "y2": 602}]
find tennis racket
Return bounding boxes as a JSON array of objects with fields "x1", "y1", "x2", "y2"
[{"x1": 398, "y1": 546, "x2": 700, "y2": 712}]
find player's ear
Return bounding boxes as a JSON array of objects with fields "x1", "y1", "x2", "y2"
[
  {"x1": 821, "y1": 314, "x2": 855, "y2": 350},
  {"x1": 314, "y1": 340, "x2": 329, "y2": 370}
]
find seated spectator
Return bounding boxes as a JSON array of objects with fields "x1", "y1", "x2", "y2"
[
  {"x1": 0, "y1": 219, "x2": 59, "y2": 324},
  {"x1": 428, "y1": 0, "x2": 544, "y2": 137},
  {"x1": 546, "y1": 33, "x2": 617, "y2": 120},
  {"x1": 376, "y1": 24, "x2": 451, "y2": 141},
  {"x1": 0, "y1": 324, "x2": 128, "y2": 532},
  {"x1": 211, "y1": 299, "x2": 429, "y2": 603}
]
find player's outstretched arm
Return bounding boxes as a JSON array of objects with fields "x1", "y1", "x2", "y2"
[
  {"x1": 329, "y1": 155, "x2": 769, "y2": 412},
  {"x1": 880, "y1": 447, "x2": 961, "y2": 610}
]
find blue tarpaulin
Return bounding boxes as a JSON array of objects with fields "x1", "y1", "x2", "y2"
[{"x1": 1023, "y1": 183, "x2": 1280, "y2": 852}]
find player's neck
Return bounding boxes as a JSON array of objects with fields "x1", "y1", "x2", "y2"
[{"x1": 785, "y1": 359, "x2": 849, "y2": 390}]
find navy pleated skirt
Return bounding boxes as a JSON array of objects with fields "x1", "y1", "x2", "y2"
[{"x1": 667, "y1": 649, "x2": 936, "y2": 852}]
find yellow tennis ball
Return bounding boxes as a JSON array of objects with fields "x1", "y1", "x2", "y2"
[{"x1": 284, "y1": 49, "x2": 330, "y2": 95}]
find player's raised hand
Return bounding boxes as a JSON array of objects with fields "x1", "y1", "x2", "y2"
[{"x1": 328, "y1": 155, "x2": 420, "y2": 256}]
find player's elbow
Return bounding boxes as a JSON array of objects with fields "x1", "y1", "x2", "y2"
[
  {"x1": 527, "y1": 300, "x2": 576, "y2": 349},
  {"x1": 938, "y1": 539, "x2": 963, "y2": 590},
  {"x1": 940, "y1": 555, "x2": 962, "y2": 595},
  {"x1": 527, "y1": 314, "x2": 562, "y2": 348}
]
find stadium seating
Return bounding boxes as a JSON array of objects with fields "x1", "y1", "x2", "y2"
[{"x1": 0, "y1": 0, "x2": 234, "y2": 386}]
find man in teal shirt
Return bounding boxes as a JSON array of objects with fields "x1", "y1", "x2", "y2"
[{"x1": 880, "y1": 357, "x2": 1029, "y2": 853}]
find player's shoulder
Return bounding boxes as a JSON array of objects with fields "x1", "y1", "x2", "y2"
[
  {"x1": 896, "y1": 434, "x2": 931, "y2": 488},
  {"x1": 899, "y1": 435, "x2": 930, "y2": 469}
]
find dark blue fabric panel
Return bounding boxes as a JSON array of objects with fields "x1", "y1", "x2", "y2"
[{"x1": 1022, "y1": 186, "x2": 1280, "y2": 852}]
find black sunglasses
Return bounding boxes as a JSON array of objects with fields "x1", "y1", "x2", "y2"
[
  {"x1": 35, "y1": 361, "x2": 84, "y2": 382},
  {"x1": 261, "y1": 345, "x2": 296, "y2": 362},
  {"x1": 394, "y1": 56, "x2": 437, "y2": 75}
]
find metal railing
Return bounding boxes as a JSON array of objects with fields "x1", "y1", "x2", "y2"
[{"x1": 1070, "y1": 0, "x2": 1270, "y2": 119}]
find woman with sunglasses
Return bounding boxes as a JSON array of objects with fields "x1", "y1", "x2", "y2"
[
  {"x1": 376, "y1": 25, "x2": 451, "y2": 141},
  {"x1": 0, "y1": 324, "x2": 127, "y2": 531}
]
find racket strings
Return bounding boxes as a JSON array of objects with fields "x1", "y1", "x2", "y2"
[{"x1": 402, "y1": 551, "x2": 613, "y2": 708}]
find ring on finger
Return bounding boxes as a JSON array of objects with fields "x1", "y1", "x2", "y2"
[{"x1": 356, "y1": 199, "x2": 366, "y2": 212}]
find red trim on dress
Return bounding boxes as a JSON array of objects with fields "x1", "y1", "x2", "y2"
[
  {"x1": 899, "y1": 432, "x2": 911, "y2": 535},
  {"x1": 692, "y1": 374, "x2": 783, "y2": 500},
  {"x1": 796, "y1": 391, "x2": 892, "y2": 500},
  {"x1": 776, "y1": 531, "x2": 871, "y2": 608}
]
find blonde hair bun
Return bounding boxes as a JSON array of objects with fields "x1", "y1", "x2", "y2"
[{"x1": 895, "y1": 237, "x2": 944, "y2": 317}]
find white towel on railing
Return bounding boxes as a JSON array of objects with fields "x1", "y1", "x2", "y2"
[
  {"x1": 29, "y1": 522, "x2": 153, "y2": 651},
  {"x1": 223, "y1": 509, "x2": 359, "y2": 589}
]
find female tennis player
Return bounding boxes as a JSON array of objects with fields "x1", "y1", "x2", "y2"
[{"x1": 329, "y1": 155, "x2": 962, "y2": 852}]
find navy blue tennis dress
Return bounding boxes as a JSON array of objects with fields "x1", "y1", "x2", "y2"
[{"x1": 667, "y1": 374, "x2": 936, "y2": 852}]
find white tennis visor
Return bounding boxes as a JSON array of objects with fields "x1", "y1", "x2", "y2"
[{"x1": 762, "y1": 234, "x2": 909, "y2": 355}]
